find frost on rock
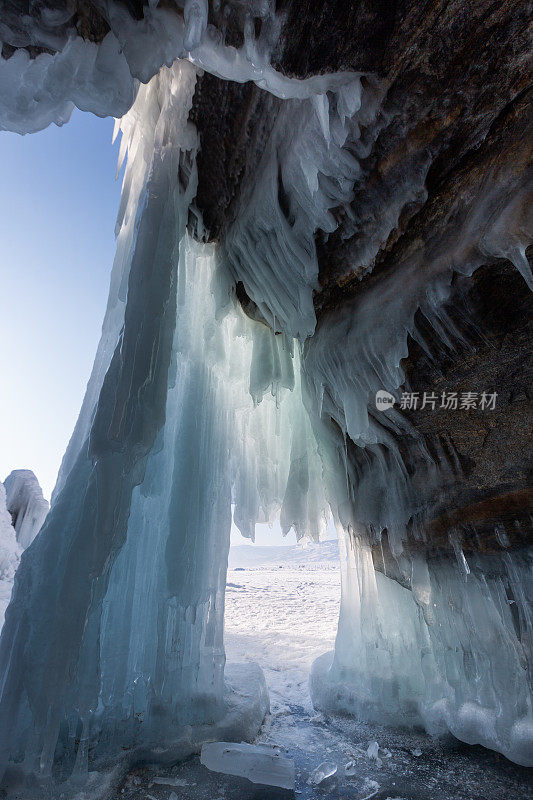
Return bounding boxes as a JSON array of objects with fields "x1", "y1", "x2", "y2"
[{"x1": 3, "y1": 470, "x2": 49, "y2": 549}]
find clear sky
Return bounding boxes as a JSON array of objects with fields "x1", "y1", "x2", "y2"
[
  {"x1": 0, "y1": 110, "x2": 121, "y2": 503},
  {"x1": 0, "y1": 108, "x2": 332, "y2": 547}
]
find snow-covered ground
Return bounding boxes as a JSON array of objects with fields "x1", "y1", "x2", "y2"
[
  {"x1": 225, "y1": 564, "x2": 340, "y2": 715},
  {"x1": 2, "y1": 531, "x2": 529, "y2": 799},
  {"x1": 117, "y1": 546, "x2": 532, "y2": 799}
]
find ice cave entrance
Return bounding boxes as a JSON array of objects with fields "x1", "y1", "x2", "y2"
[{"x1": 225, "y1": 515, "x2": 341, "y2": 718}]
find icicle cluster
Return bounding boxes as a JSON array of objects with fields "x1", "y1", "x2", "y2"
[
  {"x1": 223, "y1": 76, "x2": 383, "y2": 339},
  {"x1": 0, "y1": 1, "x2": 362, "y2": 135}
]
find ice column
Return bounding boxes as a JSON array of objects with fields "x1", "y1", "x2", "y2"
[
  {"x1": 311, "y1": 527, "x2": 532, "y2": 766},
  {"x1": 0, "y1": 60, "x2": 217, "y2": 779}
]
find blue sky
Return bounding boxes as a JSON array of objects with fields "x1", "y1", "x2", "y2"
[
  {"x1": 0, "y1": 108, "x2": 332, "y2": 547},
  {"x1": 0, "y1": 110, "x2": 121, "y2": 502}
]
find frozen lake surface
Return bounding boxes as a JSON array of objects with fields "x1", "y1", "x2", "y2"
[
  {"x1": 118, "y1": 563, "x2": 532, "y2": 800},
  {"x1": 225, "y1": 565, "x2": 341, "y2": 716}
]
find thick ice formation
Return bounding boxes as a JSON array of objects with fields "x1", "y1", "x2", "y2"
[
  {"x1": 3, "y1": 470, "x2": 49, "y2": 549},
  {"x1": 0, "y1": 3, "x2": 360, "y2": 136},
  {"x1": 0, "y1": 61, "x2": 329, "y2": 794},
  {"x1": 0, "y1": 483, "x2": 22, "y2": 630},
  {"x1": 222, "y1": 75, "x2": 384, "y2": 340},
  {"x1": 0, "y1": 473, "x2": 47, "y2": 632},
  {"x1": 311, "y1": 531, "x2": 533, "y2": 766}
]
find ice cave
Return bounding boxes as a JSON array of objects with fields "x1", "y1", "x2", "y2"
[{"x1": 0, "y1": 0, "x2": 531, "y2": 798}]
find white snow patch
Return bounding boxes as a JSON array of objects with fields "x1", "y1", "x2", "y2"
[{"x1": 224, "y1": 566, "x2": 340, "y2": 715}]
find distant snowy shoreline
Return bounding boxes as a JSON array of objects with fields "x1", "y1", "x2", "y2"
[{"x1": 228, "y1": 539, "x2": 340, "y2": 570}]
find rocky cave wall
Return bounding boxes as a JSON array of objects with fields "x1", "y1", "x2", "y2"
[{"x1": 185, "y1": 0, "x2": 532, "y2": 558}]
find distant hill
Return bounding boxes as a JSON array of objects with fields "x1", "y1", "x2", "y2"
[{"x1": 228, "y1": 539, "x2": 339, "y2": 569}]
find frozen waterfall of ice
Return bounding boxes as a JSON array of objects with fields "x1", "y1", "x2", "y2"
[
  {"x1": 200, "y1": 741, "x2": 295, "y2": 790},
  {"x1": 0, "y1": 60, "x2": 329, "y2": 795},
  {"x1": 310, "y1": 528, "x2": 533, "y2": 767}
]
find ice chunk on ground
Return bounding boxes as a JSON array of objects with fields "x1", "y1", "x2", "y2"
[
  {"x1": 307, "y1": 760, "x2": 337, "y2": 784},
  {"x1": 360, "y1": 778, "x2": 380, "y2": 799},
  {"x1": 366, "y1": 741, "x2": 382, "y2": 767},
  {"x1": 200, "y1": 741, "x2": 295, "y2": 790}
]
